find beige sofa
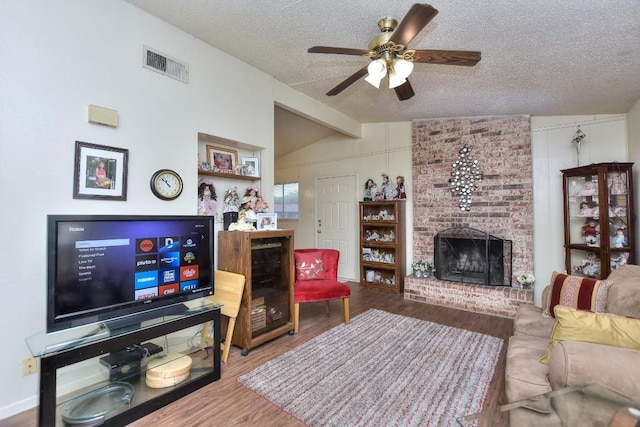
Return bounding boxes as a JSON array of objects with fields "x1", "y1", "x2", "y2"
[{"x1": 505, "y1": 264, "x2": 640, "y2": 426}]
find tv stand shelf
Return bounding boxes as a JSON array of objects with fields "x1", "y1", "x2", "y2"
[{"x1": 26, "y1": 301, "x2": 221, "y2": 426}]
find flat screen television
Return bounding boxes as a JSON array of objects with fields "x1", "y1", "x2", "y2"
[{"x1": 47, "y1": 215, "x2": 214, "y2": 333}]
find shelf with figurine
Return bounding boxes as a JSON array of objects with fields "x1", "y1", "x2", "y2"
[
  {"x1": 362, "y1": 228, "x2": 396, "y2": 244},
  {"x1": 198, "y1": 167, "x2": 260, "y2": 181},
  {"x1": 362, "y1": 267, "x2": 398, "y2": 289},
  {"x1": 359, "y1": 175, "x2": 406, "y2": 293},
  {"x1": 362, "y1": 247, "x2": 395, "y2": 264},
  {"x1": 197, "y1": 135, "x2": 262, "y2": 181}
]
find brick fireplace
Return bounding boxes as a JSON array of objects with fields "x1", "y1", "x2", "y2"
[{"x1": 405, "y1": 116, "x2": 534, "y2": 317}]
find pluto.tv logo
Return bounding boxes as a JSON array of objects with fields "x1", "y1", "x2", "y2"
[{"x1": 136, "y1": 238, "x2": 158, "y2": 254}]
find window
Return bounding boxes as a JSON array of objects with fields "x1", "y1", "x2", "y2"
[{"x1": 274, "y1": 182, "x2": 299, "y2": 219}]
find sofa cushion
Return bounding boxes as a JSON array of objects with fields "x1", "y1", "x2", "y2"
[
  {"x1": 549, "y1": 341, "x2": 640, "y2": 402},
  {"x1": 606, "y1": 264, "x2": 640, "y2": 317},
  {"x1": 506, "y1": 336, "x2": 552, "y2": 409},
  {"x1": 294, "y1": 250, "x2": 327, "y2": 281},
  {"x1": 543, "y1": 272, "x2": 612, "y2": 317},
  {"x1": 541, "y1": 305, "x2": 640, "y2": 364},
  {"x1": 514, "y1": 304, "x2": 556, "y2": 338}
]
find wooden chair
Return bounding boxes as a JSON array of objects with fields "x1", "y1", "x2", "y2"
[
  {"x1": 200, "y1": 270, "x2": 245, "y2": 363},
  {"x1": 293, "y1": 249, "x2": 351, "y2": 334}
]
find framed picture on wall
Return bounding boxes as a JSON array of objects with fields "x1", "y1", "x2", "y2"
[
  {"x1": 256, "y1": 213, "x2": 277, "y2": 230},
  {"x1": 73, "y1": 141, "x2": 128, "y2": 200},
  {"x1": 206, "y1": 145, "x2": 237, "y2": 173},
  {"x1": 241, "y1": 157, "x2": 259, "y2": 177}
]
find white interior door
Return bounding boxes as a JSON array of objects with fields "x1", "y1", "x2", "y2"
[{"x1": 315, "y1": 175, "x2": 357, "y2": 280}]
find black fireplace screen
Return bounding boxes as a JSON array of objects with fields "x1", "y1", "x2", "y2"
[{"x1": 434, "y1": 227, "x2": 512, "y2": 286}]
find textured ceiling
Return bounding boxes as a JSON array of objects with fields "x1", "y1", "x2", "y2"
[{"x1": 126, "y1": 0, "x2": 640, "y2": 152}]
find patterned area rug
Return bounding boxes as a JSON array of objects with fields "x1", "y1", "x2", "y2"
[{"x1": 238, "y1": 309, "x2": 504, "y2": 426}]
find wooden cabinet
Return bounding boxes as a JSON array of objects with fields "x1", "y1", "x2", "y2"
[
  {"x1": 562, "y1": 162, "x2": 635, "y2": 279},
  {"x1": 217, "y1": 230, "x2": 294, "y2": 354},
  {"x1": 359, "y1": 200, "x2": 406, "y2": 293}
]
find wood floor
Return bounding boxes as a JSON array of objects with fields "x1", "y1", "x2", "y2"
[{"x1": 4, "y1": 283, "x2": 513, "y2": 427}]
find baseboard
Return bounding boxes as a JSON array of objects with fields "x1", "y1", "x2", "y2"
[{"x1": 0, "y1": 394, "x2": 37, "y2": 421}]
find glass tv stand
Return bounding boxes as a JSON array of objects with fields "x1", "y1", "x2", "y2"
[{"x1": 26, "y1": 300, "x2": 221, "y2": 426}]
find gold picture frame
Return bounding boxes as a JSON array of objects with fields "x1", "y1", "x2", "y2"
[{"x1": 206, "y1": 145, "x2": 237, "y2": 173}]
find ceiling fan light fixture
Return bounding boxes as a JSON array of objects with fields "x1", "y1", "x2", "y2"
[
  {"x1": 394, "y1": 58, "x2": 414, "y2": 79},
  {"x1": 388, "y1": 72, "x2": 406, "y2": 89},
  {"x1": 365, "y1": 59, "x2": 387, "y2": 88}
]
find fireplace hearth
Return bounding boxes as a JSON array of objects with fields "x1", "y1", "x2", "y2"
[{"x1": 434, "y1": 227, "x2": 512, "y2": 286}]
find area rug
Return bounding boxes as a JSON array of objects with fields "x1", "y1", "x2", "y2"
[{"x1": 238, "y1": 309, "x2": 504, "y2": 426}]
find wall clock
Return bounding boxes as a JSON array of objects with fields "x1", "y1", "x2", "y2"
[{"x1": 150, "y1": 169, "x2": 183, "y2": 200}]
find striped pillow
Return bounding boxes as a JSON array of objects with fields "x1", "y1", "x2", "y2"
[{"x1": 543, "y1": 272, "x2": 613, "y2": 318}]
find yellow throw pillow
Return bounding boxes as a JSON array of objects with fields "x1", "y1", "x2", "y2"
[{"x1": 540, "y1": 305, "x2": 640, "y2": 364}]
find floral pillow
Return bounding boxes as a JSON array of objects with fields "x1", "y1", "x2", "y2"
[{"x1": 295, "y1": 251, "x2": 326, "y2": 281}]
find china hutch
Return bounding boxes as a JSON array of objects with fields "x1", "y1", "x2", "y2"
[{"x1": 562, "y1": 162, "x2": 635, "y2": 279}]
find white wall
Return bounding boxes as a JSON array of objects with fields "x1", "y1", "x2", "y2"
[{"x1": 0, "y1": 0, "x2": 280, "y2": 418}]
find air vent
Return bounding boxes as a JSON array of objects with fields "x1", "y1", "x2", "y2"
[{"x1": 143, "y1": 46, "x2": 189, "y2": 84}]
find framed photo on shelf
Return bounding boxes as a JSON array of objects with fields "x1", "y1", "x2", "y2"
[
  {"x1": 256, "y1": 213, "x2": 277, "y2": 230},
  {"x1": 241, "y1": 157, "x2": 259, "y2": 177},
  {"x1": 206, "y1": 145, "x2": 237, "y2": 173},
  {"x1": 73, "y1": 141, "x2": 128, "y2": 200}
]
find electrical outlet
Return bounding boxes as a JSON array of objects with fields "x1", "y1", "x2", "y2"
[{"x1": 22, "y1": 357, "x2": 37, "y2": 376}]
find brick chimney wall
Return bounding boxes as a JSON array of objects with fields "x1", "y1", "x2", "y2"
[{"x1": 406, "y1": 115, "x2": 534, "y2": 317}]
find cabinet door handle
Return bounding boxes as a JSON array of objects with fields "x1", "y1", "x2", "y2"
[{"x1": 317, "y1": 230, "x2": 321, "y2": 233}]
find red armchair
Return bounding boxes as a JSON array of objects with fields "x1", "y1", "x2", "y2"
[{"x1": 293, "y1": 249, "x2": 351, "y2": 333}]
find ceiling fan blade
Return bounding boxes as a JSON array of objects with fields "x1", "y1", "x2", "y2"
[
  {"x1": 326, "y1": 67, "x2": 369, "y2": 96},
  {"x1": 412, "y1": 49, "x2": 481, "y2": 66},
  {"x1": 390, "y1": 4, "x2": 438, "y2": 47},
  {"x1": 394, "y1": 79, "x2": 415, "y2": 101},
  {"x1": 308, "y1": 46, "x2": 370, "y2": 56}
]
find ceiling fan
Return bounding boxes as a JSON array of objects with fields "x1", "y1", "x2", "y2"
[{"x1": 308, "y1": 3, "x2": 481, "y2": 101}]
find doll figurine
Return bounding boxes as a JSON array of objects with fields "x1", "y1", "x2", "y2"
[
  {"x1": 364, "y1": 178, "x2": 376, "y2": 201},
  {"x1": 395, "y1": 176, "x2": 406, "y2": 199},
  {"x1": 582, "y1": 219, "x2": 599, "y2": 247},
  {"x1": 239, "y1": 196, "x2": 257, "y2": 223},
  {"x1": 380, "y1": 173, "x2": 397, "y2": 200},
  {"x1": 608, "y1": 172, "x2": 627, "y2": 195},
  {"x1": 614, "y1": 228, "x2": 626, "y2": 248},
  {"x1": 223, "y1": 186, "x2": 240, "y2": 213},
  {"x1": 244, "y1": 185, "x2": 259, "y2": 209},
  {"x1": 579, "y1": 201, "x2": 596, "y2": 216},
  {"x1": 578, "y1": 181, "x2": 597, "y2": 196},
  {"x1": 197, "y1": 178, "x2": 217, "y2": 217}
]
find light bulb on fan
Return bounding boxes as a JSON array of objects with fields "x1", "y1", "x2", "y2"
[{"x1": 364, "y1": 59, "x2": 387, "y2": 88}]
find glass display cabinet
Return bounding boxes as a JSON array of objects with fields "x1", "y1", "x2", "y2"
[
  {"x1": 562, "y1": 162, "x2": 635, "y2": 279},
  {"x1": 359, "y1": 200, "x2": 406, "y2": 293}
]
